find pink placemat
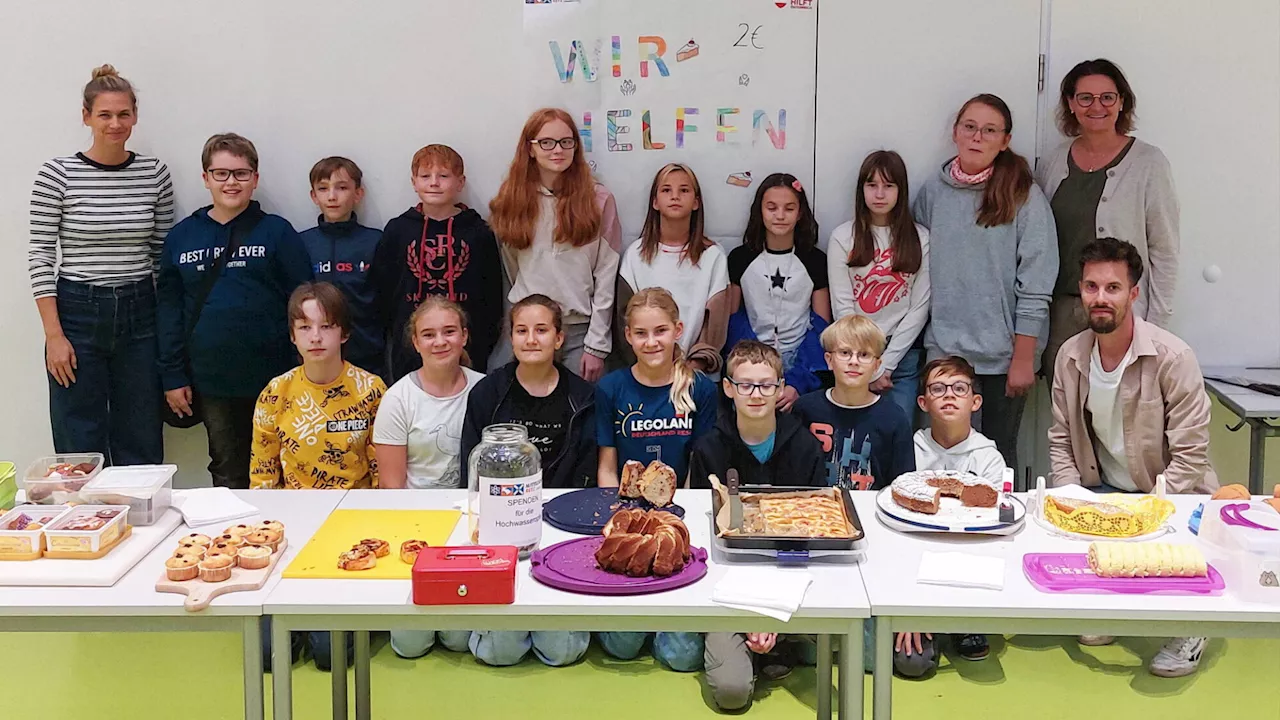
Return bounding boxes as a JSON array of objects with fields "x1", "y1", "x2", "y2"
[
  {"x1": 530, "y1": 536, "x2": 707, "y2": 595},
  {"x1": 1023, "y1": 553, "x2": 1225, "y2": 595}
]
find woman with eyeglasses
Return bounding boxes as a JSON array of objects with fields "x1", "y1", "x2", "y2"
[
  {"x1": 29, "y1": 65, "x2": 175, "y2": 465},
  {"x1": 489, "y1": 108, "x2": 622, "y2": 381},
  {"x1": 912, "y1": 93, "x2": 1058, "y2": 474},
  {"x1": 1037, "y1": 59, "x2": 1179, "y2": 378}
]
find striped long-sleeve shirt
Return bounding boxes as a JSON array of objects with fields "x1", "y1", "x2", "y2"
[{"x1": 29, "y1": 152, "x2": 176, "y2": 298}]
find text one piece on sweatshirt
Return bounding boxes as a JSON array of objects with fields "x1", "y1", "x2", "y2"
[{"x1": 156, "y1": 201, "x2": 314, "y2": 398}]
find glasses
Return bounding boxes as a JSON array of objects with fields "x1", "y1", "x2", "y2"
[
  {"x1": 1074, "y1": 92, "x2": 1119, "y2": 108},
  {"x1": 926, "y1": 381, "x2": 972, "y2": 398},
  {"x1": 727, "y1": 379, "x2": 782, "y2": 397},
  {"x1": 958, "y1": 121, "x2": 1006, "y2": 140},
  {"x1": 207, "y1": 168, "x2": 254, "y2": 182},
  {"x1": 832, "y1": 349, "x2": 878, "y2": 364},
  {"x1": 531, "y1": 137, "x2": 577, "y2": 151}
]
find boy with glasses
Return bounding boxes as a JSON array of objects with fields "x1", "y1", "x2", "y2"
[
  {"x1": 914, "y1": 356, "x2": 1006, "y2": 484},
  {"x1": 157, "y1": 133, "x2": 313, "y2": 489},
  {"x1": 793, "y1": 315, "x2": 914, "y2": 491}
]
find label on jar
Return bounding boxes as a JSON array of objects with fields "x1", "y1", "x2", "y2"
[{"x1": 478, "y1": 472, "x2": 543, "y2": 548}]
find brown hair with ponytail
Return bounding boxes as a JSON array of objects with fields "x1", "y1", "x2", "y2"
[
  {"x1": 624, "y1": 288, "x2": 698, "y2": 416},
  {"x1": 406, "y1": 295, "x2": 472, "y2": 369},
  {"x1": 849, "y1": 150, "x2": 921, "y2": 274},
  {"x1": 954, "y1": 94, "x2": 1033, "y2": 228}
]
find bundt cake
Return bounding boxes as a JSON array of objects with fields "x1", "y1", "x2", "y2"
[
  {"x1": 890, "y1": 470, "x2": 998, "y2": 515},
  {"x1": 596, "y1": 508, "x2": 692, "y2": 577}
]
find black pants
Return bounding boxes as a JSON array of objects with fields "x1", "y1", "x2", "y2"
[
  {"x1": 203, "y1": 395, "x2": 256, "y2": 489},
  {"x1": 971, "y1": 374, "x2": 1025, "y2": 475}
]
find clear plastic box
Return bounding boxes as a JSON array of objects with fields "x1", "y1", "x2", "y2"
[
  {"x1": 43, "y1": 505, "x2": 129, "y2": 556},
  {"x1": 20, "y1": 453, "x2": 104, "y2": 505},
  {"x1": 0, "y1": 504, "x2": 73, "y2": 559},
  {"x1": 80, "y1": 464, "x2": 176, "y2": 526}
]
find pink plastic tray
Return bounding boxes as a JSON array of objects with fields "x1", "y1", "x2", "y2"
[{"x1": 1023, "y1": 553, "x2": 1225, "y2": 595}]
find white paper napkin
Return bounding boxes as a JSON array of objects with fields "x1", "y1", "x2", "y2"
[
  {"x1": 712, "y1": 567, "x2": 814, "y2": 621},
  {"x1": 171, "y1": 487, "x2": 259, "y2": 528},
  {"x1": 916, "y1": 551, "x2": 1005, "y2": 590}
]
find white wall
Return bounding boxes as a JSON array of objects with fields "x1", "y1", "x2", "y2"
[{"x1": 1, "y1": 0, "x2": 1277, "y2": 485}]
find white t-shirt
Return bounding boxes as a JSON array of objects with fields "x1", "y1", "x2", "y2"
[
  {"x1": 373, "y1": 368, "x2": 485, "y2": 489},
  {"x1": 618, "y1": 240, "x2": 729, "y2": 350},
  {"x1": 826, "y1": 222, "x2": 931, "y2": 378},
  {"x1": 728, "y1": 244, "x2": 828, "y2": 356},
  {"x1": 1086, "y1": 342, "x2": 1138, "y2": 491}
]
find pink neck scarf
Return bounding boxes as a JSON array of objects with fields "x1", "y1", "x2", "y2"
[{"x1": 949, "y1": 158, "x2": 994, "y2": 185}]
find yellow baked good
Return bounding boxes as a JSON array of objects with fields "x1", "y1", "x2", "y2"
[
  {"x1": 1212, "y1": 484, "x2": 1251, "y2": 500},
  {"x1": 165, "y1": 555, "x2": 199, "y2": 582},
  {"x1": 237, "y1": 545, "x2": 272, "y2": 570},
  {"x1": 223, "y1": 524, "x2": 255, "y2": 539},
  {"x1": 180, "y1": 533, "x2": 212, "y2": 548},
  {"x1": 199, "y1": 556, "x2": 234, "y2": 582},
  {"x1": 400, "y1": 539, "x2": 428, "y2": 565},
  {"x1": 1087, "y1": 542, "x2": 1207, "y2": 578},
  {"x1": 173, "y1": 545, "x2": 206, "y2": 560},
  {"x1": 256, "y1": 520, "x2": 285, "y2": 534}
]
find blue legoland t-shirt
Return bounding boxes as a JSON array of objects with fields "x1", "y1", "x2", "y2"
[{"x1": 594, "y1": 368, "x2": 718, "y2": 483}]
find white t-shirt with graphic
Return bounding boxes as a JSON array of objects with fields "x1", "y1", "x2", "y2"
[
  {"x1": 373, "y1": 367, "x2": 485, "y2": 489},
  {"x1": 728, "y1": 244, "x2": 828, "y2": 355},
  {"x1": 1086, "y1": 341, "x2": 1138, "y2": 491},
  {"x1": 618, "y1": 240, "x2": 729, "y2": 350},
  {"x1": 827, "y1": 222, "x2": 931, "y2": 377}
]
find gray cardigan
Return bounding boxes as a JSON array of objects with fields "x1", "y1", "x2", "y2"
[
  {"x1": 913, "y1": 161, "x2": 1059, "y2": 375},
  {"x1": 1035, "y1": 138, "x2": 1180, "y2": 329}
]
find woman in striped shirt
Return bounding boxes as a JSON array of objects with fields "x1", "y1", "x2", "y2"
[{"x1": 29, "y1": 65, "x2": 175, "y2": 464}]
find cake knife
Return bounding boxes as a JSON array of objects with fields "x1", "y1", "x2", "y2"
[{"x1": 727, "y1": 469, "x2": 743, "y2": 531}]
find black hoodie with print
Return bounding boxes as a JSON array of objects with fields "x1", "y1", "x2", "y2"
[{"x1": 371, "y1": 205, "x2": 503, "y2": 382}]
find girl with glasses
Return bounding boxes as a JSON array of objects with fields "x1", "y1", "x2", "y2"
[
  {"x1": 912, "y1": 93, "x2": 1058, "y2": 474},
  {"x1": 489, "y1": 108, "x2": 622, "y2": 381},
  {"x1": 1037, "y1": 59, "x2": 1179, "y2": 380}
]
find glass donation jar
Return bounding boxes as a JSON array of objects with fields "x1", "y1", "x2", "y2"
[{"x1": 467, "y1": 423, "x2": 542, "y2": 558}]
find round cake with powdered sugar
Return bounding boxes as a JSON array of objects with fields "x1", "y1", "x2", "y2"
[{"x1": 890, "y1": 470, "x2": 998, "y2": 515}]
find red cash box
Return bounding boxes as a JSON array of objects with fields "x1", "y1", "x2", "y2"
[{"x1": 412, "y1": 546, "x2": 518, "y2": 605}]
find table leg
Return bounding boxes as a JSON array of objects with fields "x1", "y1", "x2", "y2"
[
  {"x1": 873, "y1": 617, "x2": 892, "y2": 720},
  {"x1": 1249, "y1": 420, "x2": 1267, "y2": 495},
  {"x1": 816, "y1": 634, "x2": 833, "y2": 720},
  {"x1": 271, "y1": 619, "x2": 293, "y2": 720},
  {"x1": 840, "y1": 623, "x2": 862, "y2": 718},
  {"x1": 354, "y1": 630, "x2": 371, "y2": 720},
  {"x1": 242, "y1": 617, "x2": 264, "y2": 720},
  {"x1": 332, "y1": 630, "x2": 348, "y2": 720}
]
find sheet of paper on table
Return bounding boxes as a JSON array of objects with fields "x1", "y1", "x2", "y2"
[
  {"x1": 712, "y1": 566, "x2": 814, "y2": 621},
  {"x1": 917, "y1": 551, "x2": 1005, "y2": 590}
]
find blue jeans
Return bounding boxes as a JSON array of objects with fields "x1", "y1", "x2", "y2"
[
  {"x1": 389, "y1": 630, "x2": 472, "y2": 658},
  {"x1": 597, "y1": 632, "x2": 704, "y2": 671},
  {"x1": 260, "y1": 617, "x2": 351, "y2": 671},
  {"x1": 879, "y1": 347, "x2": 923, "y2": 424},
  {"x1": 469, "y1": 631, "x2": 590, "y2": 666},
  {"x1": 48, "y1": 279, "x2": 163, "y2": 465}
]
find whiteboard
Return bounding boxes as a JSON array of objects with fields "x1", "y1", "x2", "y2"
[{"x1": 522, "y1": 0, "x2": 818, "y2": 242}]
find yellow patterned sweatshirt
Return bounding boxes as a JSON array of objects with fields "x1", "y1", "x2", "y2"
[{"x1": 250, "y1": 362, "x2": 387, "y2": 489}]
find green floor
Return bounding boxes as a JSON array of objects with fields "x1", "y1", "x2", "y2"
[{"x1": 5, "y1": 631, "x2": 1278, "y2": 719}]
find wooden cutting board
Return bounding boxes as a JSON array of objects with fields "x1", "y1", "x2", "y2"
[
  {"x1": 282, "y1": 509, "x2": 461, "y2": 580},
  {"x1": 155, "y1": 539, "x2": 289, "y2": 611}
]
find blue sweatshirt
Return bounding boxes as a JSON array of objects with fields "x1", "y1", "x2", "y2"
[
  {"x1": 157, "y1": 202, "x2": 314, "y2": 398},
  {"x1": 299, "y1": 214, "x2": 383, "y2": 376}
]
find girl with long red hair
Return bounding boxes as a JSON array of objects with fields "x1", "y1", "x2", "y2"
[{"x1": 489, "y1": 108, "x2": 622, "y2": 381}]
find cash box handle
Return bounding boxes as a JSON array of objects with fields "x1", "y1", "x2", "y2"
[{"x1": 445, "y1": 548, "x2": 492, "y2": 560}]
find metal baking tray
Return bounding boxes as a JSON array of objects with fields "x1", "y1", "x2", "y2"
[{"x1": 710, "y1": 485, "x2": 867, "y2": 553}]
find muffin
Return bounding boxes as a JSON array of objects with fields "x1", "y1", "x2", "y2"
[
  {"x1": 244, "y1": 531, "x2": 279, "y2": 553},
  {"x1": 198, "y1": 556, "x2": 234, "y2": 583},
  {"x1": 180, "y1": 533, "x2": 212, "y2": 548},
  {"x1": 257, "y1": 520, "x2": 285, "y2": 534},
  {"x1": 215, "y1": 534, "x2": 244, "y2": 548},
  {"x1": 223, "y1": 524, "x2": 255, "y2": 540},
  {"x1": 237, "y1": 545, "x2": 272, "y2": 570},
  {"x1": 173, "y1": 545, "x2": 206, "y2": 560},
  {"x1": 165, "y1": 555, "x2": 199, "y2": 582},
  {"x1": 206, "y1": 546, "x2": 239, "y2": 566}
]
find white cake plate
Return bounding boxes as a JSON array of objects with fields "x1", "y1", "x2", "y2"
[
  {"x1": 875, "y1": 486, "x2": 1026, "y2": 535},
  {"x1": 1028, "y1": 475, "x2": 1174, "y2": 542}
]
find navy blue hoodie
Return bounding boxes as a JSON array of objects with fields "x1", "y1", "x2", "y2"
[
  {"x1": 371, "y1": 205, "x2": 503, "y2": 381},
  {"x1": 299, "y1": 214, "x2": 383, "y2": 376},
  {"x1": 157, "y1": 202, "x2": 314, "y2": 398}
]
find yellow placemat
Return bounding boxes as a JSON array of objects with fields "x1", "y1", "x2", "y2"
[{"x1": 283, "y1": 509, "x2": 461, "y2": 579}]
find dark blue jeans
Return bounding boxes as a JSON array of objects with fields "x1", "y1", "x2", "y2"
[{"x1": 48, "y1": 279, "x2": 163, "y2": 465}]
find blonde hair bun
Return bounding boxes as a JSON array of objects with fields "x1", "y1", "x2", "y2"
[{"x1": 91, "y1": 64, "x2": 120, "y2": 80}]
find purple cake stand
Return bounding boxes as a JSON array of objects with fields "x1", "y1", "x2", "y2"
[
  {"x1": 530, "y1": 536, "x2": 708, "y2": 595},
  {"x1": 1023, "y1": 553, "x2": 1225, "y2": 595}
]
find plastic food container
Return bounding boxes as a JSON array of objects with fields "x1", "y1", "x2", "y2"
[
  {"x1": 42, "y1": 505, "x2": 129, "y2": 556},
  {"x1": 80, "y1": 464, "x2": 176, "y2": 526},
  {"x1": 0, "y1": 504, "x2": 73, "y2": 560},
  {"x1": 21, "y1": 453, "x2": 104, "y2": 505}
]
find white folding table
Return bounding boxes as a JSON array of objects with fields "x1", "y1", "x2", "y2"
[
  {"x1": 265, "y1": 488, "x2": 871, "y2": 720},
  {"x1": 0, "y1": 488, "x2": 346, "y2": 720},
  {"x1": 1202, "y1": 366, "x2": 1280, "y2": 495},
  {"x1": 852, "y1": 492, "x2": 1280, "y2": 720}
]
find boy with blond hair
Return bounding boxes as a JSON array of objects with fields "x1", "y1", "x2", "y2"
[
  {"x1": 370, "y1": 144, "x2": 503, "y2": 381},
  {"x1": 792, "y1": 315, "x2": 914, "y2": 490},
  {"x1": 300, "y1": 157, "x2": 384, "y2": 376}
]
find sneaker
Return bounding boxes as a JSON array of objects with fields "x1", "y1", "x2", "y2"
[
  {"x1": 1078, "y1": 635, "x2": 1115, "y2": 646},
  {"x1": 955, "y1": 634, "x2": 989, "y2": 661},
  {"x1": 757, "y1": 646, "x2": 796, "y2": 681},
  {"x1": 1149, "y1": 637, "x2": 1207, "y2": 678}
]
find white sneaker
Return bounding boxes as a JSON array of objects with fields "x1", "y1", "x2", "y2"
[
  {"x1": 1149, "y1": 637, "x2": 1207, "y2": 677},
  {"x1": 1078, "y1": 635, "x2": 1115, "y2": 646}
]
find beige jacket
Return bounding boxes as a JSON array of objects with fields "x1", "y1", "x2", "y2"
[{"x1": 1048, "y1": 316, "x2": 1218, "y2": 494}]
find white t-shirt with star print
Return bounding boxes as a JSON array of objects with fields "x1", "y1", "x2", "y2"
[{"x1": 729, "y1": 244, "x2": 828, "y2": 355}]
